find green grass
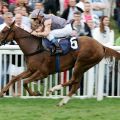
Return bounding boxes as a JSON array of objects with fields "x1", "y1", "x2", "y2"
[{"x1": 0, "y1": 98, "x2": 120, "y2": 120}]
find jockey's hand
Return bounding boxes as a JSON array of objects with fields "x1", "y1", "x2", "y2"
[
  {"x1": 71, "y1": 30, "x2": 77, "y2": 37},
  {"x1": 44, "y1": 19, "x2": 52, "y2": 26},
  {"x1": 31, "y1": 31, "x2": 38, "y2": 36}
]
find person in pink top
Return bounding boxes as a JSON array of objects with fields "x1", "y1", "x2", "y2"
[
  {"x1": 8, "y1": 0, "x2": 16, "y2": 13},
  {"x1": 64, "y1": 0, "x2": 69, "y2": 9},
  {"x1": 81, "y1": 1, "x2": 99, "y2": 27},
  {"x1": 9, "y1": 0, "x2": 16, "y2": 4}
]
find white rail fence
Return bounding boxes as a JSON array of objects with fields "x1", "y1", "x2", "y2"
[{"x1": 0, "y1": 45, "x2": 120, "y2": 100}]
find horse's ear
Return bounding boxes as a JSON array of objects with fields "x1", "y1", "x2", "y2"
[{"x1": 10, "y1": 20, "x2": 15, "y2": 27}]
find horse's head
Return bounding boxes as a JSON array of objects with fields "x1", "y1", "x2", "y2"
[{"x1": 0, "y1": 22, "x2": 15, "y2": 45}]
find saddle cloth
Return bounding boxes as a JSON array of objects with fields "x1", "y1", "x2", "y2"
[{"x1": 42, "y1": 37, "x2": 79, "y2": 55}]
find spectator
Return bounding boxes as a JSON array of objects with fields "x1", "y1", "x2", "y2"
[
  {"x1": 14, "y1": 6, "x2": 31, "y2": 30},
  {"x1": 15, "y1": 13, "x2": 31, "y2": 32},
  {"x1": 13, "y1": 6, "x2": 21, "y2": 15},
  {"x1": 0, "y1": 12, "x2": 14, "y2": 31},
  {"x1": 16, "y1": 0, "x2": 33, "y2": 14},
  {"x1": 34, "y1": 2, "x2": 44, "y2": 11},
  {"x1": 86, "y1": 19, "x2": 95, "y2": 36},
  {"x1": 88, "y1": 0, "x2": 108, "y2": 18},
  {"x1": 21, "y1": 7, "x2": 29, "y2": 16},
  {"x1": 61, "y1": 0, "x2": 77, "y2": 20},
  {"x1": 28, "y1": 0, "x2": 43, "y2": 9},
  {"x1": 8, "y1": 0, "x2": 17, "y2": 13},
  {"x1": 81, "y1": 1, "x2": 99, "y2": 27},
  {"x1": 93, "y1": 16, "x2": 114, "y2": 46},
  {"x1": 64, "y1": 0, "x2": 69, "y2": 9},
  {"x1": 43, "y1": 0, "x2": 59, "y2": 15},
  {"x1": 1, "y1": 2, "x2": 9, "y2": 14},
  {"x1": 0, "y1": 3, "x2": 4, "y2": 24}
]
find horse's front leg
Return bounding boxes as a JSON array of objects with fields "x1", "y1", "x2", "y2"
[
  {"x1": 0, "y1": 70, "x2": 31, "y2": 97},
  {"x1": 23, "y1": 70, "x2": 48, "y2": 96}
]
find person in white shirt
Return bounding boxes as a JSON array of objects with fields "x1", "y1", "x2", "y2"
[
  {"x1": 93, "y1": 16, "x2": 114, "y2": 46},
  {"x1": 61, "y1": 0, "x2": 77, "y2": 20},
  {"x1": 13, "y1": 6, "x2": 31, "y2": 31},
  {"x1": 15, "y1": 13, "x2": 32, "y2": 32},
  {"x1": 88, "y1": 0, "x2": 108, "y2": 18},
  {"x1": 0, "y1": 12, "x2": 14, "y2": 32}
]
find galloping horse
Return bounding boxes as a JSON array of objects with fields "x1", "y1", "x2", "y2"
[{"x1": 0, "y1": 22, "x2": 120, "y2": 106}]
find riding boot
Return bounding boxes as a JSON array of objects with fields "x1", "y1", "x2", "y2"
[{"x1": 51, "y1": 39, "x2": 62, "y2": 54}]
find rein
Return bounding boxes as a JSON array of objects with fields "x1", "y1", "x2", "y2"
[{"x1": 15, "y1": 34, "x2": 45, "y2": 56}]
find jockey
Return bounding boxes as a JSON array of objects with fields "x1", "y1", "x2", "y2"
[
  {"x1": 31, "y1": 2, "x2": 87, "y2": 54},
  {"x1": 30, "y1": 9, "x2": 67, "y2": 53}
]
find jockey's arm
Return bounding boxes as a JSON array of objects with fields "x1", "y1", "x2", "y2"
[
  {"x1": 38, "y1": 20, "x2": 51, "y2": 36},
  {"x1": 32, "y1": 19, "x2": 52, "y2": 37},
  {"x1": 47, "y1": 24, "x2": 73, "y2": 39}
]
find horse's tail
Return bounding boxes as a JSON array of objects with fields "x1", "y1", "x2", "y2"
[{"x1": 104, "y1": 46, "x2": 120, "y2": 60}]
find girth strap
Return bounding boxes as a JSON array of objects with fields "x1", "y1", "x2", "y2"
[{"x1": 55, "y1": 55, "x2": 60, "y2": 73}]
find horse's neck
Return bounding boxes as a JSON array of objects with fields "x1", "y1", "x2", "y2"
[{"x1": 14, "y1": 28, "x2": 43, "y2": 55}]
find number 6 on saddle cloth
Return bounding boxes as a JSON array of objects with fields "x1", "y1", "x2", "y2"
[{"x1": 42, "y1": 37, "x2": 79, "y2": 55}]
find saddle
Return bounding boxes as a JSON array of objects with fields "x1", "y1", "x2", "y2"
[{"x1": 42, "y1": 37, "x2": 79, "y2": 55}]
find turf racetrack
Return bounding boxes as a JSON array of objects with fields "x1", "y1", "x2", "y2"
[{"x1": 0, "y1": 98, "x2": 120, "y2": 120}]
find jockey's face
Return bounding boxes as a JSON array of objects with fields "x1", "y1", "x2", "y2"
[{"x1": 37, "y1": 15, "x2": 44, "y2": 22}]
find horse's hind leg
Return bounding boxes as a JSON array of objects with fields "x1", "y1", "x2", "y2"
[
  {"x1": 58, "y1": 60, "x2": 101, "y2": 106},
  {"x1": 0, "y1": 70, "x2": 31, "y2": 97},
  {"x1": 57, "y1": 74, "x2": 83, "y2": 106},
  {"x1": 48, "y1": 61, "x2": 83, "y2": 94},
  {"x1": 58, "y1": 79, "x2": 81, "y2": 106}
]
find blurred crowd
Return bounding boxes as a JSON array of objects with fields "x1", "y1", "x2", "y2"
[{"x1": 0, "y1": 0, "x2": 119, "y2": 46}]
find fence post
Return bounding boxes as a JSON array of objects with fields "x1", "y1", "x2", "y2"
[
  {"x1": 87, "y1": 67, "x2": 94, "y2": 98},
  {"x1": 97, "y1": 59, "x2": 105, "y2": 101}
]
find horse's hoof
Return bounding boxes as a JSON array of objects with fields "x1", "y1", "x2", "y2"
[
  {"x1": 46, "y1": 90, "x2": 52, "y2": 96},
  {"x1": 57, "y1": 102, "x2": 66, "y2": 107},
  {"x1": 36, "y1": 91, "x2": 42, "y2": 96}
]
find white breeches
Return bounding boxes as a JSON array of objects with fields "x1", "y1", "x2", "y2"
[{"x1": 47, "y1": 24, "x2": 73, "y2": 41}]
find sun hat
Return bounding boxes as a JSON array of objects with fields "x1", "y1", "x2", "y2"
[{"x1": 75, "y1": 2, "x2": 85, "y2": 13}]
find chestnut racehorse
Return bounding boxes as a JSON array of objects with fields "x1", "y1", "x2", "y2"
[{"x1": 0, "y1": 23, "x2": 120, "y2": 106}]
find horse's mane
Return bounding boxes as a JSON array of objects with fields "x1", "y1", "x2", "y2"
[{"x1": 15, "y1": 25, "x2": 40, "y2": 40}]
